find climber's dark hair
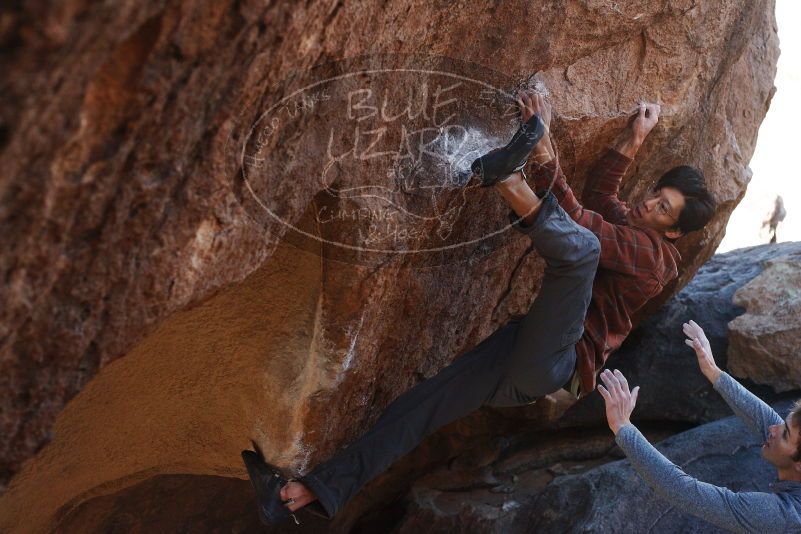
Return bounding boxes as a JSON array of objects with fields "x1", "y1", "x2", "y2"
[{"x1": 656, "y1": 165, "x2": 716, "y2": 235}]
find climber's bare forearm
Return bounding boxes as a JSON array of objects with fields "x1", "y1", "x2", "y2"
[
  {"x1": 532, "y1": 135, "x2": 554, "y2": 164},
  {"x1": 613, "y1": 129, "x2": 644, "y2": 159},
  {"x1": 615, "y1": 102, "x2": 661, "y2": 158}
]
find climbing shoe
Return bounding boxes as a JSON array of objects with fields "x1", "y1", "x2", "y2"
[
  {"x1": 471, "y1": 113, "x2": 546, "y2": 187},
  {"x1": 241, "y1": 448, "x2": 300, "y2": 525}
]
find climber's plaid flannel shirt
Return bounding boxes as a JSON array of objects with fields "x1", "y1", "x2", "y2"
[{"x1": 526, "y1": 148, "x2": 681, "y2": 396}]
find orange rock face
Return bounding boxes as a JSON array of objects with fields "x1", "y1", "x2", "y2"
[{"x1": 0, "y1": 0, "x2": 778, "y2": 531}]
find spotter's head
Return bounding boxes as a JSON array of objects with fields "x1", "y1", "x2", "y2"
[{"x1": 763, "y1": 401, "x2": 801, "y2": 478}]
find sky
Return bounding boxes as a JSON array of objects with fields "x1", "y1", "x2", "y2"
[{"x1": 716, "y1": 0, "x2": 800, "y2": 252}]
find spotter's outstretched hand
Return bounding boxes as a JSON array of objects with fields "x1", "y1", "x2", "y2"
[
  {"x1": 598, "y1": 369, "x2": 640, "y2": 435},
  {"x1": 682, "y1": 320, "x2": 721, "y2": 383}
]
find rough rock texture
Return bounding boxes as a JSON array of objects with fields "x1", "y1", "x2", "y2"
[
  {"x1": 396, "y1": 403, "x2": 792, "y2": 533},
  {"x1": 728, "y1": 253, "x2": 801, "y2": 392},
  {"x1": 0, "y1": 0, "x2": 779, "y2": 532},
  {"x1": 53, "y1": 475, "x2": 265, "y2": 533}
]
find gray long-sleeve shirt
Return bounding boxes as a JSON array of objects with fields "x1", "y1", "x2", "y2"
[{"x1": 616, "y1": 372, "x2": 801, "y2": 533}]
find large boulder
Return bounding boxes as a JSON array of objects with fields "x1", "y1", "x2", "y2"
[
  {"x1": 728, "y1": 253, "x2": 801, "y2": 392},
  {"x1": 0, "y1": 1, "x2": 779, "y2": 533}
]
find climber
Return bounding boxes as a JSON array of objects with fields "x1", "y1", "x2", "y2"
[
  {"x1": 241, "y1": 90, "x2": 718, "y2": 525},
  {"x1": 598, "y1": 320, "x2": 801, "y2": 532}
]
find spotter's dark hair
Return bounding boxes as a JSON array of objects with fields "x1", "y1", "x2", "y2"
[{"x1": 789, "y1": 400, "x2": 801, "y2": 462}]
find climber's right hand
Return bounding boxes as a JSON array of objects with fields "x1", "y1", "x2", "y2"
[
  {"x1": 630, "y1": 101, "x2": 660, "y2": 142},
  {"x1": 517, "y1": 89, "x2": 551, "y2": 131}
]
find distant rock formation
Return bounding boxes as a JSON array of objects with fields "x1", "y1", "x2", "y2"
[{"x1": 729, "y1": 251, "x2": 801, "y2": 392}]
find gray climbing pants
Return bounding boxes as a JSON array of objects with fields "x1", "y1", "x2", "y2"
[{"x1": 300, "y1": 191, "x2": 601, "y2": 518}]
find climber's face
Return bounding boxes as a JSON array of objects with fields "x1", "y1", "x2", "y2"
[{"x1": 626, "y1": 186, "x2": 686, "y2": 239}]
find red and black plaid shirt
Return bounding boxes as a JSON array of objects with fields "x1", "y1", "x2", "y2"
[{"x1": 525, "y1": 148, "x2": 681, "y2": 396}]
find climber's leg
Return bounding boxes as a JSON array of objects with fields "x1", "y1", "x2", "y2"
[
  {"x1": 258, "y1": 202, "x2": 597, "y2": 524},
  {"x1": 296, "y1": 319, "x2": 520, "y2": 518},
  {"x1": 489, "y1": 188, "x2": 600, "y2": 406},
  {"x1": 494, "y1": 170, "x2": 544, "y2": 226},
  {"x1": 291, "y1": 191, "x2": 599, "y2": 518}
]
